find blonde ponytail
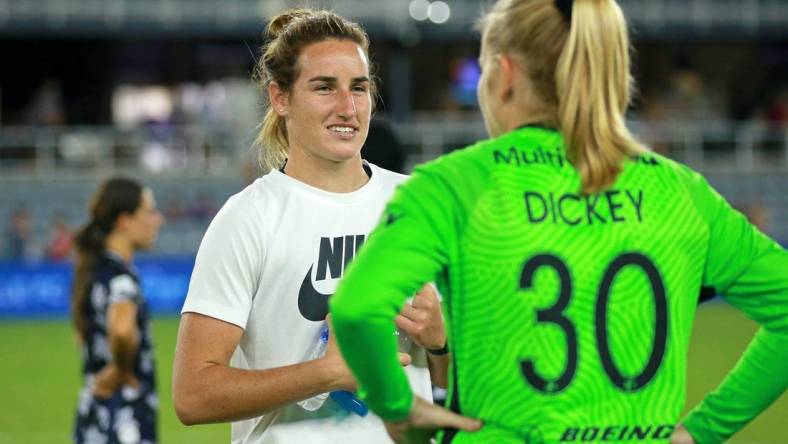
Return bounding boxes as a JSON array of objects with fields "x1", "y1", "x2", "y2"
[
  {"x1": 478, "y1": 0, "x2": 645, "y2": 194},
  {"x1": 555, "y1": 0, "x2": 644, "y2": 193},
  {"x1": 255, "y1": 108, "x2": 289, "y2": 171}
]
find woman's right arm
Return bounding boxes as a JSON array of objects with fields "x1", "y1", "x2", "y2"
[
  {"x1": 172, "y1": 312, "x2": 355, "y2": 425},
  {"x1": 680, "y1": 172, "x2": 788, "y2": 443},
  {"x1": 173, "y1": 195, "x2": 356, "y2": 425}
]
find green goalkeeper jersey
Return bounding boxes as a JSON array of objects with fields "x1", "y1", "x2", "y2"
[{"x1": 330, "y1": 125, "x2": 788, "y2": 443}]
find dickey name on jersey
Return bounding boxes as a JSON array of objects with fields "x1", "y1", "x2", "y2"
[
  {"x1": 492, "y1": 145, "x2": 658, "y2": 226},
  {"x1": 298, "y1": 234, "x2": 366, "y2": 321},
  {"x1": 524, "y1": 189, "x2": 644, "y2": 226}
]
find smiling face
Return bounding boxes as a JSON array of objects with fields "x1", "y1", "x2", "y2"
[{"x1": 273, "y1": 38, "x2": 372, "y2": 165}]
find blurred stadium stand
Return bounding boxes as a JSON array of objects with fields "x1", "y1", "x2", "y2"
[
  {"x1": 0, "y1": 0, "x2": 786, "y2": 258},
  {"x1": 0, "y1": 176, "x2": 244, "y2": 257},
  {"x1": 0, "y1": 0, "x2": 786, "y2": 36}
]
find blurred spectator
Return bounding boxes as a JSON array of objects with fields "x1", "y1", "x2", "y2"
[
  {"x1": 734, "y1": 200, "x2": 771, "y2": 234},
  {"x1": 764, "y1": 89, "x2": 788, "y2": 129},
  {"x1": 163, "y1": 191, "x2": 188, "y2": 221},
  {"x1": 188, "y1": 191, "x2": 217, "y2": 221},
  {"x1": 645, "y1": 64, "x2": 727, "y2": 123},
  {"x1": 745, "y1": 201, "x2": 771, "y2": 233},
  {"x1": 752, "y1": 89, "x2": 788, "y2": 157},
  {"x1": 46, "y1": 212, "x2": 74, "y2": 261},
  {"x1": 24, "y1": 78, "x2": 66, "y2": 126},
  {"x1": 139, "y1": 120, "x2": 186, "y2": 173},
  {"x1": 5, "y1": 206, "x2": 34, "y2": 259}
]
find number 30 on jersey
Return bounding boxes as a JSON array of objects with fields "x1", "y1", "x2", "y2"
[{"x1": 519, "y1": 252, "x2": 668, "y2": 394}]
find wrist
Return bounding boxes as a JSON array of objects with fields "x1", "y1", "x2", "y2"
[
  {"x1": 318, "y1": 355, "x2": 352, "y2": 392},
  {"x1": 105, "y1": 361, "x2": 137, "y2": 381},
  {"x1": 112, "y1": 362, "x2": 136, "y2": 379},
  {"x1": 101, "y1": 362, "x2": 121, "y2": 377},
  {"x1": 427, "y1": 339, "x2": 449, "y2": 356}
]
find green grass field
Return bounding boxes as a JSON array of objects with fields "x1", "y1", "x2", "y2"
[{"x1": 1, "y1": 303, "x2": 786, "y2": 443}]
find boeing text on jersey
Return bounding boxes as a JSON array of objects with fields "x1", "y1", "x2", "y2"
[
  {"x1": 559, "y1": 424, "x2": 675, "y2": 442},
  {"x1": 298, "y1": 234, "x2": 366, "y2": 321}
]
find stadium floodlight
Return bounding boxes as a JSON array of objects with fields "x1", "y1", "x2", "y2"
[
  {"x1": 409, "y1": 0, "x2": 430, "y2": 21},
  {"x1": 428, "y1": 1, "x2": 451, "y2": 24}
]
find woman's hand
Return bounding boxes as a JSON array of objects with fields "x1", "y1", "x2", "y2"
[
  {"x1": 670, "y1": 424, "x2": 697, "y2": 444},
  {"x1": 322, "y1": 314, "x2": 412, "y2": 392},
  {"x1": 384, "y1": 396, "x2": 482, "y2": 444},
  {"x1": 92, "y1": 362, "x2": 139, "y2": 399},
  {"x1": 396, "y1": 285, "x2": 446, "y2": 350}
]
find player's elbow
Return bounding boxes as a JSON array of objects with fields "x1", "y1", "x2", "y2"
[
  {"x1": 173, "y1": 385, "x2": 204, "y2": 425},
  {"x1": 173, "y1": 373, "x2": 212, "y2": 425},
  {"x1": 174, "y1": 406, "x2": 201, "y2": 426}
]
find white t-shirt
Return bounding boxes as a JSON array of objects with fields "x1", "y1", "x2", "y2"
[{"x1": 182, "y1": 162, "x2": 434, "y2": 444}]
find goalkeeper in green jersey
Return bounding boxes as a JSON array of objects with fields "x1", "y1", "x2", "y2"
[{"x1": 330, "y1": 0, "x2": 788, "y2": 443}]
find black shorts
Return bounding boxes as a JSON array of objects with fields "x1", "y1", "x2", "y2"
[{"x1": 73, "y1": 384, "x2": 157, "y2": 444}]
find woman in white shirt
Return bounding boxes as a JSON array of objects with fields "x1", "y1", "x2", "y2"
[{"x1": 172, "y1": 8, "x2": 449, "y2": 444}]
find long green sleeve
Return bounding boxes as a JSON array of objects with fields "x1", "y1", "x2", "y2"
[
  {"x1": 682, "y1": 172, "x2": 788, "y2": 443},
  {"x1": 683, "y1": 330, "x2": 788, "y2": 443}
]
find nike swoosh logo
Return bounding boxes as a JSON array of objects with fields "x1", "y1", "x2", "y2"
[{"x1": 298, "y1": 265, "x2": 332, "y2": 321}]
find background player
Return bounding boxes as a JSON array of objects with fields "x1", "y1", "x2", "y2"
[
  {"x1": 72, "y1": 177, "x2": 165, "y2": 443},
  {"x1": 330, "y1": 0, "x2": 788, "y2": 443},
  {"x1": 172, "y1": 9, "x2": 450, "y2": 443}
]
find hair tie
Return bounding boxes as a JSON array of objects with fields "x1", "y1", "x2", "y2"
[{"x1": 555, "y1": 0, "x2": 574, "y2": 22}]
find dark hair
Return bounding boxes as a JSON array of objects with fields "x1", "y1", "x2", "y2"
[
  {"x1": 71, "y1": 177, "x2": 143, "y2": 340},
  {"x1": 253, "y1": 8, "x2": 375, "y2": 170}
]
